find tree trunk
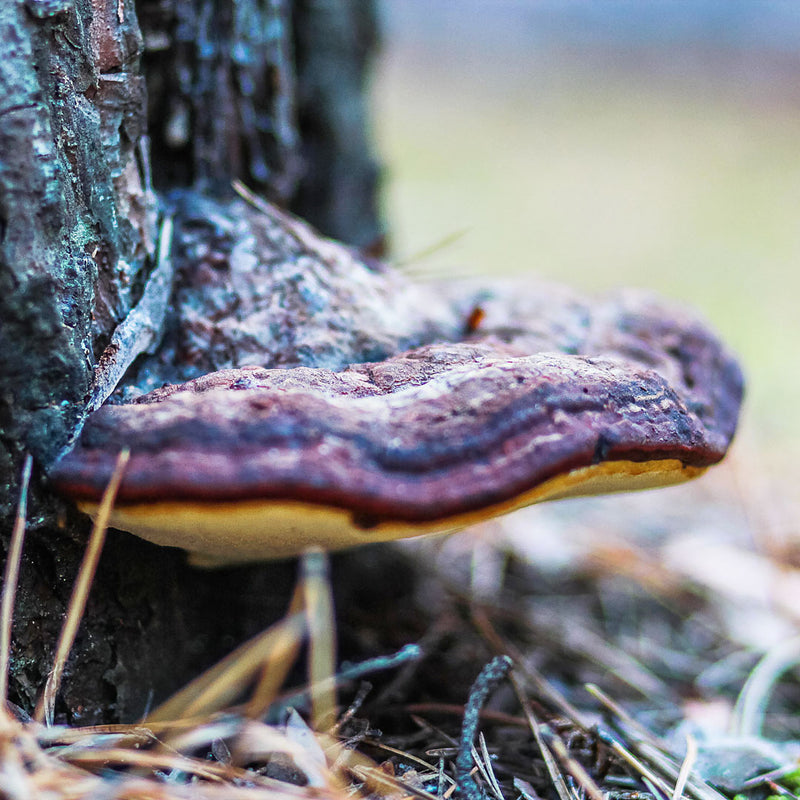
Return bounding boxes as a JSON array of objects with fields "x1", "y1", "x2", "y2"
[{"x1": 0, "y1": 0, "x2": 386, "y2": 724}]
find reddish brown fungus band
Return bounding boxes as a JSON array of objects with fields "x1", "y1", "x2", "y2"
[{"x1": 51, "y1": 338, "x2": 741, "y2": 524}]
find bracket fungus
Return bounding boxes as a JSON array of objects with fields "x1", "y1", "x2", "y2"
[{"x1": 50, "y1": 193, "x2": 743, "y2": 565}]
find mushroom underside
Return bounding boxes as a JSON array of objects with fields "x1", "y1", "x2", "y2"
[{"x1": 74, "y1": 459, "x2": 704, "y2": 565}]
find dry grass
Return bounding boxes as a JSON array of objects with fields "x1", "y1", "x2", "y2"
[{"x1": 4, "y1": 436, "x2": 800, "y2": 800}]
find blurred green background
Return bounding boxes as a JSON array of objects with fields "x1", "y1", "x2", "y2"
[{"x1": 373, "y1": 2, "x2": 800, "y2": 461}]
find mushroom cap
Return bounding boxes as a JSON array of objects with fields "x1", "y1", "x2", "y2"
[{"x1": 50, "y1": 285, "x2": 743, "y2": 564}]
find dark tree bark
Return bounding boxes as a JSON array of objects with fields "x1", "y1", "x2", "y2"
[
  {"x1": 0, "y1": 0, "x2": 155, "y2": 505},
  {"x1": 0, "y1": 0, "x2": 388, "y2": 724}
]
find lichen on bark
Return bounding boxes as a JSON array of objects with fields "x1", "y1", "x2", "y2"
[{"x1": 0, "y1": 0, "x2": 156, "y2": 513}]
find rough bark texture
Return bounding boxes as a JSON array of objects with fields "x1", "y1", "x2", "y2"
[
  {"x1": 138, "y1": 0, "x2": 382, "y2": 248},
  {"x1": 114, "y1": 190, "x2": 459, "y2": 397},
  {"x1": 0, "y1": 0, "x2": 156, "y2": 510},
  {"x1": 139, "y1": 0, "x2": 299, "y2": 199},
  {"x1": 291, "y1": 0, "x2": 384, "y2": 249},
  {"x1": 1, "y1": 0, "x2": 385, "y2": 724}
]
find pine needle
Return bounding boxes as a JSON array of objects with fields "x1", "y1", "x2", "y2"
[
  {"x1": 673, "y1": 734, "x2": 698, "y2": 800},
  {"x1": 245, "y1": 581, "x2": 306, "y2": 719},
  {"x1": 0, "y1": 454, "x2": 33, "y2": 714},
  {"x1": 394, "y1": 229, "x2": 471, "y2": 271},
  {"x1": 731, "y1": 635, "x2": 800, "y2": 737},
  {"x1": 146, "y1": 612, "x2": 306, "y2": 724},
  {"x1": 34, "y1": 449, "x2": 130, "y2": 725},
  {"x1": 594, "y1": 726, "x2": 681, "y2": 800},
  {"x1": 537, "y1": 724, "x2": 605, "y2": 800},
  {"x1": 302, "y1": 548, "x2": 337, "y2": 732}
]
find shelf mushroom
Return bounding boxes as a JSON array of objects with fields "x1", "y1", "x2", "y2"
[
  {"x1": 48, "y1": 192, "x2": 743, "y2": 565},
  {"x1": 51, "y1": 281, "x2": 743, "y2": 565}
]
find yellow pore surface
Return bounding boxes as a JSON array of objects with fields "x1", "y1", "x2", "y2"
[{"x1": 79, "y1": 459, "x2": 705, "y2": 566}]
